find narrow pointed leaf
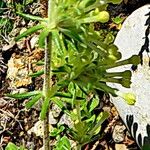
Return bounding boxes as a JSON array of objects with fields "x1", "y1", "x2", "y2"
[
  {"x1": 7, "y1": 91, "x2": 42, "y2": 99},
  {"x1": 29, "y1": 70, "x2": 44, "y2": 77},
  {"x1": 17, "y1": 12, "x2": 47, "y2": 22},
  {"x1": 89, "y1": 111, "x2": 109, "y2": 135},
  {"x1": 59, "y1": 28, "x2": 82, "y2": 42},
  {"x1": 52, "y1": 30, "x2": 63, "y2": 54},
  {"x1": 40, "y1": 85, "x2": 58, "y2": 120},
  {"x1": 48, "y1": 85, "x2": 59, "y2": 98},
  {"x1": 38, "y1": 28, "x2": 51, "y2": 48},
  {"x1": 26, "y1": 94, "x2": 42, "y2": 109},
  {"x1": 89, "y1": 98, "x2": 99, "y2": 112},
  {"x1": 94, "y1": 82, "x2": 117, "y2": 96},
  {"x1": 15, "y1": 24, "x2": 45, "y2": 41},
  {"x1": 40, "y1": 97, "x2": 50, "y2": 120}
]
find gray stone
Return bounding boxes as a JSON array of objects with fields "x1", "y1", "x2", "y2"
[
  {"x1": 59, "y1": 114, "x2": 73, "y2": 128},
  {"x1": 51, "y1": 103, "x2": 62, "y2": 118},
  {"x1": 30, "y1": 35, "x2": 39, "y2": 49},
  {"x1": 49, "y1": 111, "x2": 57, "y2": 125}
]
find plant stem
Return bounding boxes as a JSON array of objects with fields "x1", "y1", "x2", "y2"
[
  {"x1": 76, "y1": 101, "x2": 81, "y2": 123},
  {"x1": 77, "y1": 144, "x2": 82, "y2": 150},
  {"x1": 42, "y1": 0, "x2": 54, "y2": 149},
  {"x1": 43, "y1": 33, "x2": 52, "y2": 150}
]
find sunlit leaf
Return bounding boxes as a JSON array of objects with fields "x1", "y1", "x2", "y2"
[
  {"x1": 25, "y1": 94, "x2": 42, "y2": 109},
  {"x1": 7, "y1": 91, "x2": 42, "y2": 99},
  {"x1": 38, "y1": 28, "x2": 51, "y2": 48},
  {"x1": 16, "y1": 12, "x2": 47, "y2": 22},
  {"x1": 15, "y1": 24, "x2": 45, "y2": 41},
  {"x1": 29, "y1": 70, "x2": 44, "y2": 77},
  {"x1": 40, "y1": 85, "x2": 58, "y2": 120},
  {"x1": 59, "y1": 28, "x2": 82, "y2": 42},
  {"x1": 53, "y1": 30, "x2": 64, "y2": 54},
  {"x1": 112, "y1": 16, "x2": 124, "y2": 24},
  {"x1": 89, "y1": 111, "x2": 109, "y2": 135},
  {"x1": 55, "y1": 136, "x2": 71, "y2": 150},
  {"x1": 40, "y1": 96, "x2": 50, "y2": 120},
  {"x1": 89, "y1": 97, "x2": 99, "y2": 112},
  {"x1": 6, "y1": 142, "x2": 18, "y2": 150}
]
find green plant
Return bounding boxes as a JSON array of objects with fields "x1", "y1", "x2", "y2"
[
  {"x1": 112, "y1": 16, "x2": 124, "y2": 24},
  {"x1": 5, "y1": 142, "x2": 27, "y2": 150},
  {"x1": 7, "y1": 0, "x2": 140, "y2": 149},
  {"x1": 0, "y1": 1, "x2": 13, "y2": 36},
  {"x1": 55, "y1": 136, "x2": 71, "y2": 150}
]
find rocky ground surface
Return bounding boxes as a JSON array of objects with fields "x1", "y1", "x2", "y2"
[{"x1": 0, "y1": 0, "x2": 149, "y2": 149}]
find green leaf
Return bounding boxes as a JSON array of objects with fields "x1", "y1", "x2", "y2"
[
  {"x1": 16, "y1": 12, "x2": 46, "y2": 21},
  {"x1": 68, "y1": 82, "x2": 75, "y2": 94},
  {"x1": 6, "y1": 142, "x2": 18, "y2": 150},
  {"x1": 15, "y1": 24, "x2": 45, "y2": 41},
  {"x1": 86, "y1": 114, "x2": 96, "y2": 123},
  {"x1": 52, "y1": 30, "x2": 64, "y2": 54},
  {"x1": 29, "y1": 70, "x2": 44, "y2": 77},
  {"x1": 50, "y1": 125, "x2": 65, "y2": 137},
  {"x1": 59, "y1": 28, "x2": 82, "y2": 42},
  {"x1": 48, "y1": 85, "x2": 59, "y2": 98},
  {"x1": 51, "y1": 97, "x2": 64, "y2": 109},
  {"x1": 104, "y1": 33, "x2": 114, "y2": 44},
  {"x1": 89, "y1": 97, "x2": 99, "y2": 112},
  {"x1": 107, "y1": 0, "x2": 122, "y2": 4},
  {"x1": 25, "y1": 94, "x2": 42, "y2": 109},
  {"x1": 40, "y1": 97, "x2": 50, "y2": 120},
  {"x1": 40, "y1": 85, "x2": 58, "y2": 120},
  {"x1": 55, "y1": 136, "x2": 71, "y2": 150},
  {"x1": 94, "y1": 82, "x2": 117, "y2": 96},
  {"x1": 7, "y1": 91, "x2": 42, "y2": 99},
  {"x1": 89, "y1": 111, "x2": 109, "y2": 135},
  {"x1": 38, "y1": 28, "x2": 51, "y2": 48},
  {"x1": 24, "y1": 0, "x2": 34, "y2": 5},
  {"x1": 112, "y1": 16, "x2": 124, "y2": 24}
]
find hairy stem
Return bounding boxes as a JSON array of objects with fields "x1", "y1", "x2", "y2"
[
  {"x1": 42, "y1": 0, "x2": 54, "y2": 149},
  {"x1": 77, "y1": 144, "x2": 82, "y2": 150},
  {"x1": 43, "y1": 33, "x2": 52, "y2": 150}
]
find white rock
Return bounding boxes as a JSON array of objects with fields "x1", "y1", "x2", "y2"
[
  {"x1": 28, "y1": 120, "x2": 44, "y2": 137},
  {"x1": 30, "y1": 35, "x2": 39, "y2": 49},
  {"x1": 109, "y1": 5, "x2": 150, "y2": 148},
  {"x1": 49, "y1": 111, "x2": 57, "y2": 125},
  {"x1": 112, "y1": 125, "x2": 126, "y2": 143}
]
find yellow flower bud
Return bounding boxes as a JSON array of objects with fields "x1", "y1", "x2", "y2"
[
  {"x1": 97, "y1": 11, "x2": 110, "y2": 23},
  {"x1": 115, "y1": 91, "x2": 136, "y2": 105}
]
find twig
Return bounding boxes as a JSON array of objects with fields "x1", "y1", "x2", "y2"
[
  {"x1": 0, "y1": 109, "x2": 23, "y2": 130},
  {"x1": 91, "y1": 141, "x2": 99, "y2": 150},
  {"x1": 42, "y1": 22, "x2": 52, "y2": 150},
  {"x1": 0, "y1": 34, "x2": 9, "y2": 43}
]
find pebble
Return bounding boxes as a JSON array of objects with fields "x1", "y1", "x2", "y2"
[
  {"x1": 51, "y1": 103, "x2": 61, "y2": 118},
  {"x1": 59, "y1": 114, "x2": 73, "y2": 128},
  {"x1": 49, "y1": 111, "x2": 57, "y2": 125},
  {"x1": 112, "y1": 124, "x2": 126, "y2": 143},
  {"x1": 30, "y1": 35, "x2": 39, "y2": 49}
]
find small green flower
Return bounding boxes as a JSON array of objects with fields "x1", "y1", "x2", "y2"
[
  {"x1": 115, "y1": 91, "x2": 136, "y2": 105},
  {"x1": 128, "y1": 55, "x2": 140, "y2": 65}
]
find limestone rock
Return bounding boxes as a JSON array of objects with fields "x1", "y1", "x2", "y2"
[{"x1": 109, "y1": 5, "x2": 150, "y2": 148}]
